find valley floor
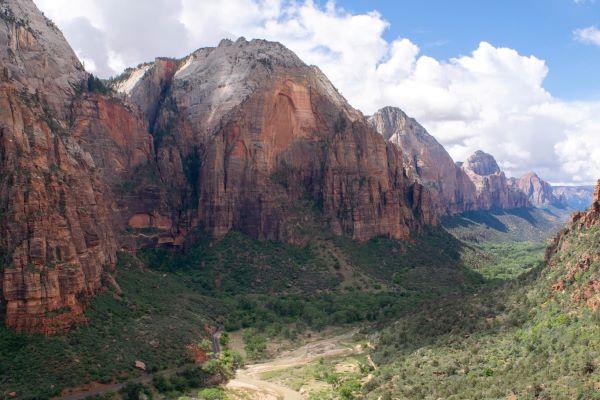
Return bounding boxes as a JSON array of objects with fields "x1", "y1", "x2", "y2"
[
  {"x1": 226, "y1": 330, "x2": 359, "y2": 399},
  {"x1": 3, "y1": 207, "x2": 595, "y2": 400}
]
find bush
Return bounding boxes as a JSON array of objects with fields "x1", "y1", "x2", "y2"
[
  {"x1": 198, "y1": 387, "x2": 229, "y2": 400},
  {"x1": 243, "y1": 331, "x2": 267, "y2": 360}
]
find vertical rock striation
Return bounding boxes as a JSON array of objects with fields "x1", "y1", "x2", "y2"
[
  {"x1": 0, "y1": 0, "x2": 152, "y2": 333},
  {"x1": 510, "y1": 171, "x2": 559, "y2": 207},
  {"x1": 117, "y1": 38, "x2": 435, "y2": 243},
  {"x1": 461, "y1": 150, "x2": 530, "y2": 210},
  {"x1": 369, "y1": 108, "x2": 530, "y2": 214}
]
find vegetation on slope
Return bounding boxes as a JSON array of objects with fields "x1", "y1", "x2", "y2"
[
  {"x1": 137, "y1": 228, "x2": 483, "y2": 335},
  {"x1": 0, "y1": 205, "x2": 574, "y2": 399},
  {"x1": 0, "y1": 254, "x2": 218, "y2": 399},
  {"x1": 365, "y1": 215, "x2": 600, "y2": 399}
]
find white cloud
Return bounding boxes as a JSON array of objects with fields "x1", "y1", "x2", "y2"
[
  {"x1": 574, "y1": 26, "x2": 600, "y2": 46},
  {"x1": 32, "y1": 0, "x2": 600, "y2": 185}
]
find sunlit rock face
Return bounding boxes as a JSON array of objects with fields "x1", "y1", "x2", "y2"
[
  {"x1": 462, "y1": 150, "x2": 530, "y2": 210},
  {"x1": 510, "y1": 171, "x2": 559, "y2": 207},
  {"x1": 369, "y1": 106, "x2": 478, "y2": 216},
  {"x1": 119, "y1": 38, "x2": 435, "y2": 243},
  {"x1": 1, "y1": 1, "x2": 435, "y2": 332},
  {"x1": 369, "y1": 108, "x2": 531, "y2": 214}
]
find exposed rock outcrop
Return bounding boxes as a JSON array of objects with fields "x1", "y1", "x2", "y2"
[
  {"x1": 368, "y1": 107, "x2": 477, "y2": 215},
  {"x1": 1, "y1": 2, "x2": 434, "y2": 332},
  {"x1": 462, "y1": 151, "x2": 530, "y2": 210},
  {"x1": 369, "y1": 108, "x2": 529, "y2": 214},
  {"x1": 117, "y1": 38, "x2": 435, "y2": 243},
  {"x1": 0, "y1": 0, "x2": 152, "y2": 333},
  {"x1": 510, "y1": 171, "x2": 559, "y2": 207}
]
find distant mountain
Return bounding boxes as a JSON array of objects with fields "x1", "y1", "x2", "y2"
[
  {"x1": 461, "y1": 150, "x2": 530, "y2": 210},
  {"x1": 553, "y1": 185, "x2": 595, "y2": 211},
  {"x1": 368, "y1": 107, "x2": 477, "y2": 216},
  {"x1": 510, "y1": 171, "x2": 561, "y2": 207},
  {"x1": 369, "y1": 108, "x2": 530, "y2": 214}
]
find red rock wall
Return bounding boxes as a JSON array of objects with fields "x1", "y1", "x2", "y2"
[
  {"x1": 151, "y1": 68, "x2": 434, "y2": 243},
  {"x1": 0, "y1": 84, "x2": 117, "y2": 333}
]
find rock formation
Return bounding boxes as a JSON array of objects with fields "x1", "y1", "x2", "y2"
[
  {"x1": 0, "y1": 1, "x2": 433, "y2": 332},
  {"x1": 369, "y1": 108, "x2": 529, "y2": 214},
  {"x1": 546, "y1": 180, "x2": 600, "y2": 311},
  {"x1": 116, "y1": 38, "x2": 435, "y2": 244},
  {"x1": 0, "y1": 0, "x2": 152, "y2": 333},
  {"x1": 510, "y1": 171, "x2": 558, "y2": 207},
  {"x1": 368, "y1": 107, "x2": 477, "y2": 215},
  {"x1": 461, "y1": 151, "x2": 530, "y2": 210}
]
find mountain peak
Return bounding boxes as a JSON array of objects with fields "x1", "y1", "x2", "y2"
[
  {"x1": 514, "y1": 170, "x2": 557, "y2": 207},
  {"x1": 463, "y1": 150, "x2": 501, "y2": 176}
]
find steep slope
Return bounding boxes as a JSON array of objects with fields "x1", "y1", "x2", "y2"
[
  {"x1": 510, "y1": 171, "x2": 560, "y2": 207},
  {"x1": 1, "y1": 1, "x2": 435, "y2": 333},
  {"x1": 116, "y1": 38, "x2": 435, "y2": 243},
  {"x1": 546, "y1": 180, "x2": 600, "y2": 311},
  {"x1": 368, "y1": 107, "x2": 477, "y2": 215},
  {"x1": 365, "y1": 181, "x2": 600, "y2": 400},
  {"x1": 0, "y1": 0, "x2": 153, "y2": 333},
  {"x1": 462, "y1": 150, "x2": 530, "y2": 210}
]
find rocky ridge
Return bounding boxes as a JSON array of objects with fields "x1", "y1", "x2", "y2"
[
  {"x1": 0, "y1": 1, "x2": 433, "y2": 332},
  {"x1": 369, "y1": 108, "x2": 530, "y2": 213},
  {"x1": 546, "y1": 180, "x2": 600, "y2": 311},
  {"x1": 114, "y1": 38, "x2": 434, "y2": 244},
  {"x1": 368, "y1": 107, "x2": 477, "y2": 216},
  {"x1": 1, "y1": 0, "x2": 557, "y2": 333}
]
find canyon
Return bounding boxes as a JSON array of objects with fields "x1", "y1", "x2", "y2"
[{"x1": 0, "y1": 0, "x2": 593, "y2": 334}]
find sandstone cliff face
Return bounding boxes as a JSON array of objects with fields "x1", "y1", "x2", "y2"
[
  {"x1": 462, "y1": 151, "x2": 530, "y2": 210},
  {"x1": 368, "y1": 107, "x2": 477, "y2": 215},
  {"x1": 511, "y1": 171, "x2": 558, "y2": 207},
  {"x1": 0, "y1": 0, "x2": 153, "y2": 333},
  {"x1": 117, "y1": 38, "x2": 434, "y2": 243},
  {"x1": 1, "y1": 2, "x2": 435, "y2": 332}
]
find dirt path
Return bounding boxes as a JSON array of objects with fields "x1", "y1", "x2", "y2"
[{"x1": 226, "y1": 330, "x2": 358, "y2": 399}]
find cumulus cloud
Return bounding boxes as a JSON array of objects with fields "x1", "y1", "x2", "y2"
[
  {"x1": 574, "y1": 26, "x2": 600, "y2": 46},
  {"x1": 33, "y1": 0, "x2": 600, "y2": 184}
]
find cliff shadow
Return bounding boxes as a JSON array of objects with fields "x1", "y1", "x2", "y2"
[
  {"x1": 442, "y1": 210, "x2": 508, "y2": 233},
  {"x1": 501, "y1": 207, "x2": 538, "y2": 226}
]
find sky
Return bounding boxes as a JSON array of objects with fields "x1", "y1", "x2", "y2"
[{"x1": 33, "y1": 0, "x2": 600, "y2": 185}]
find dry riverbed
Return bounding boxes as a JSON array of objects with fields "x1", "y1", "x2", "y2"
[{"x1": 225, "y1": 330, "x2": 367, "y2": 399}]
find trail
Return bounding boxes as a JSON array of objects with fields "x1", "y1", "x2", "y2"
[{"x1": 226, "y1": 330, "x2": 357, "y2": 400}]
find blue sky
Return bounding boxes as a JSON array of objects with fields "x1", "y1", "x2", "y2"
[{"x1": 335, "y1": 0, "x2": 600, "y2": 101}]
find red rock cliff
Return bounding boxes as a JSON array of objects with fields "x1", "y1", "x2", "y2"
[
  {"x1": 511, "y1": 171, "x2": 559, "y2": 207},
  {"x1": 118, "y1": 38, "x2": 435, "y2": 243},
  {"x1": 461, "y1": 151, "x2": 530, "y2": 210},
  {"x1": 0, "y1": 0, "x2": 152, "y2": 333}
]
